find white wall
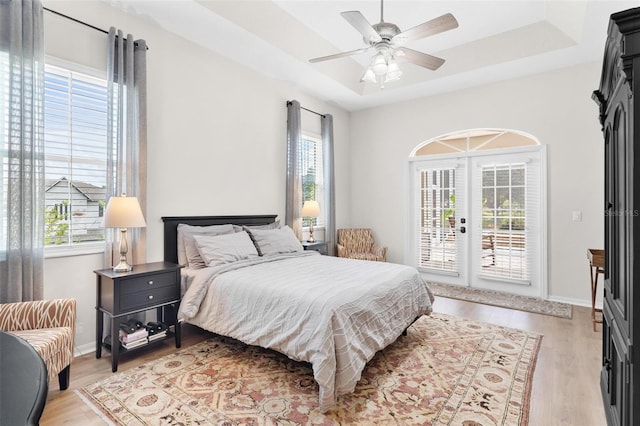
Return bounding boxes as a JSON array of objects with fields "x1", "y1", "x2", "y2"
[
  {"x1": 41, "y1": 0, "x2": 352, "y2": 352},
  {"x1": 349, "y1": 62, "x2": 604, "y2": 306}
]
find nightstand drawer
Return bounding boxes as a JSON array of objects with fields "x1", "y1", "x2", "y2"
[
  {"x1": 120, "y1": 271, "x2": 176, "y2": 295},
  {"x1": 120, "y1": 286, "x2": 178, "y2": 311}
]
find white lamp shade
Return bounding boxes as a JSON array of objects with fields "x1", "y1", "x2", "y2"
[
  {"x1": 301, "y1": 200, "x2": 320, "y2": 218},
  {"x1": 371, "y1": 53, "x2": 388, "y2": 75},
  {"x1": 104, "y1": 195, "x2": 147, "y2": 228},
  {"x1": 385, "y1": 59, "x2": 402, "y2": 82},
  {"x1": 360, "y1": 67, "x2": 377, "y2": 84}
]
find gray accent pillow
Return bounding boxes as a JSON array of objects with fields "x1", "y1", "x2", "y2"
[
  {"x1": 235, "y1": 221, "x2": 280, "y2": 256},
  {"x1": 177, "y1": 223, "x2": 235, "y2": 267},
  {"x1": 232, "y1": 220, "x2": 280, "y2": 233},
  {"x1": 193, "y1": 231, "x2": 259, "y2": 267},
  {"x1": 249, "y1": 226, "x2": 303, "y2": 256}
]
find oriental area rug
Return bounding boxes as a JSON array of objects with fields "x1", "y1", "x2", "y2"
[
  {"x1": 77, "y1": 313, "x2": 541, "y2": 426},
  {"x1": 429, "y1": 282, "x2": 573, "y2": 319}
]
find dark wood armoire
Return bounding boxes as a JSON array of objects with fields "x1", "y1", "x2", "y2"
[{"x1": 593, "y1": 7, "x2": 640, "y2": 426}]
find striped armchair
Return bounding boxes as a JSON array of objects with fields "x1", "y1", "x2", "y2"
[
  {"x1": 337, "y1": 228, "x2": 387, "y2": 262},
  {"x1": 0, "y1": 299, "x2": 76, "y2": 390}
]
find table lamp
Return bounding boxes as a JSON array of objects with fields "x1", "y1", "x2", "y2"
[
  {"x1": 104, "y1": 194, "x2": 146, "y2": 272},
  {"x1": 301, "y1": 200, "x2": 320, "y2": 243}
]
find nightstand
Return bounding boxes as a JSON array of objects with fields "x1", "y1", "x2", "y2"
[
  {"x1": 94, "y1": 261, "x2": 181, "y2": 372},
  {"x1": 301, "y1": 240, "x2": 328, "y2": 255}
]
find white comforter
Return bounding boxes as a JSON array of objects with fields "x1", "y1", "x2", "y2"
[{"x1": 178, "y1": 251, "x2": 434, "y2": 412}]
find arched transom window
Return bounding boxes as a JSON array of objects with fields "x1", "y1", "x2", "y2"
[{"x1": 411, "y1": 129, "x2": 539, "y2": 157}]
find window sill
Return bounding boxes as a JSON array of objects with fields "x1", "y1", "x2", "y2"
[{"x1": 45, "y1": 243, "x2": 105, "y2": 259}]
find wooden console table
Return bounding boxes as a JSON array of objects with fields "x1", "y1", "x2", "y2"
[{"x1": 587, "y1": 248, "x2": 604, "y2": 331}]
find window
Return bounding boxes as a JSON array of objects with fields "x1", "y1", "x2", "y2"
[
  {"x1": 300, "y1": 134, "x2": 324, "y2": 227},
  {"x1": 480, "y1": 163, "x2": 528, "y2": 280},
  {"x1": 43, "y1": 63, "x2": 111, "y2": 250}
]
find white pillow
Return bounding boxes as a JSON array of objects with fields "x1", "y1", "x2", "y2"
[
  {"x1": 249, "y1": 226, "x2": 303, "y2": 256},
  {"x1": 193, "y1": 231, "x2": 259, "y2": 267},
  {"x1": 177, "y1": 223, "x2": 235, "y2": 267}
]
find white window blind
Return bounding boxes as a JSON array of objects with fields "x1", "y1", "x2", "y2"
[
  {"x1": 43, "y1": 64, "x2": 110, "y2": 247},
  {"x1": 0, "y1": 51, "x2": 9, "y2": 253},
  {"x1": 473, "y1": 154, "x2": 541, "y2": 283},
  {"x1": 416, "y1": 165, "x2": 461, "y2": 272}
]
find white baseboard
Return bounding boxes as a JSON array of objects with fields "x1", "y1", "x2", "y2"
[
  {"x1": 547, "y1": 295, "x2": 602, "y2": 310},
  {"x1": 75, "y1": 341, "x2": 96, "y2": 357}
]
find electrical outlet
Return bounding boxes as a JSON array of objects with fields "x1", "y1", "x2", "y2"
[
  {"x1": 77, "y1": 322, "x2": 84, "y2": 334},
  {"x1": 572, "y1": 211, "x2": 582, "y2": 222}
]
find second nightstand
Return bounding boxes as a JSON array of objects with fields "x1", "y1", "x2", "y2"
[
  {"x1": 302, "y1": 240, "x2": 328, "y2": 255},
  {"x1": 94, "y1": 261, "x2": 181, "y2": 372}
]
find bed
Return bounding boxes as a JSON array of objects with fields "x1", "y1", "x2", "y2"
[{"x1": 162, "y1": 215, "x2": 434, "y2": 412}]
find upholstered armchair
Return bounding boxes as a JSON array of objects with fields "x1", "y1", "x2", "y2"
[
  {"x1": 337, "y1": 228, "x2": 387, "y2": 262},
  {"x1": 0, "y1": 299, "x2": 76, "y2": 390}
]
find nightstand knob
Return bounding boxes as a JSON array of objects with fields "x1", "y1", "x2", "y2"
[
  {"x1": 148, "y1": 295, "x2": 154, "y2": 300},
  {"x1": 148, "y1": 280, "x2": 154, "y2": 285}
]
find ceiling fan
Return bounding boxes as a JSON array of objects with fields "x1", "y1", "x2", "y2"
[{"x1": 309, "y1": 0, "x2": 458, "y2": 86}]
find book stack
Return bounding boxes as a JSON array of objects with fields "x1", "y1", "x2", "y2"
[
  {"x1": 119, "y1": 319, "x2": 148, "y2": 350},
  {"x1": 146, "y1": 321, "x2": 168, "y2": 342}
]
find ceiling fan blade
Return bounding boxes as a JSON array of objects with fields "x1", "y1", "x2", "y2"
[
  {"x1": 396, "y1": 47, "x2": 445, "y2": 70},
  {"x1": 392, "y1": 13, "x2": 458, "y2": 44},
  {"x1": 341, "y1": 11, "x2": 382, "y2": 43},
  {"x1": 309, "y1": 47, "x2": 370, "y2": 63}
]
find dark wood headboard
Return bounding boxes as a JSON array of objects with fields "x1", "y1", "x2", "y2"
[{"x1": 161, "y1": 215, "x2": 278, "y2": 264}]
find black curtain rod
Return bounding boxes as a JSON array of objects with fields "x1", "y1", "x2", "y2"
[
  {"x1": 287, "y1": 101, "x2": 325, "y2": 118},
  {"x1": 43, "y1": 7, "x2": 149, "y2": 49},
  {"x1": 43, "y1": 7, "x2": 107, "y2": 34}
]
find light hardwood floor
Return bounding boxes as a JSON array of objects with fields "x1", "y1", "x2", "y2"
[{"x1": 40, "y1": 298, "x2": 605, "y2": 425}]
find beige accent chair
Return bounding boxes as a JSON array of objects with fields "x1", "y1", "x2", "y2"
[
  {"x1": 337, "y1": 228, "x2": 387, "y2": 262},
  {"x1": 0, "y1": 298, "x2": 76, "y2": 390}
]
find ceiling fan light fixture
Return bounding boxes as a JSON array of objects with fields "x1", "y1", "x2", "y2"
[
  {"x1": 385, "y1": 59, "x2": 402, "y2": 82},
  {"x1": 361, "y1": 67, "x2": 377, "y2": 83},
  {"x1": 384, "y1": 73, "x2": 401, "y2": 83},
  {"x1": 371, "y1": 53, "x2": 388, "y2": 75},
  {"x1": 310, "y1": 0, "x2": 457, "y2": 88}
]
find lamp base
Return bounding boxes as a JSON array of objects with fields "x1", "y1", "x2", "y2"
[
  {"x1": 112, "y1": 260, "x2": 133, "y2": 273},
  {"x1": 113, "y1": 228, "x2": 132, "y2": 272},
  {"x1": 307, "y1": 223, "x2": 315, "y2": 243}
]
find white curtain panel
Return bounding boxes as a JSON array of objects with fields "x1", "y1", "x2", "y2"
[
  {"x1": 321, "y1": 114, "x2": 336, "y2": 256},
  {"x1": 285, "y1": 100, "x2": 303, "y2": 239},
  {"x1": 105, "y1": 27, "x2": 148, "y2": 268},
  {"x1": 0, "y1": 0, "x2": 45, "y2": 302}
]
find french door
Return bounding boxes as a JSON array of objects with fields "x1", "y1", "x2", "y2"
[{"x1": 409, "y1": 146, "x2": 546, "y2": 297}]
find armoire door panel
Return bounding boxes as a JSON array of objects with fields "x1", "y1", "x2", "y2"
[
  {"x1": 602, "y1": 301, "x2": 630, "y2": 426},
  {"x1": 594, "y1": 7, "x2": 640, "y2": 426}
]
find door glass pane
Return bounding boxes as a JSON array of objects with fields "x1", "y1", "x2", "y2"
[
  {"x1": 511, "y1": 167, "x2": 525, "y2": 185},
  {"x1": 418, "y1": 167, "x2": 457, "y2": 272},
  {"x1": 480, "y1": 163, "x2": 528, "y2": 280}
]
